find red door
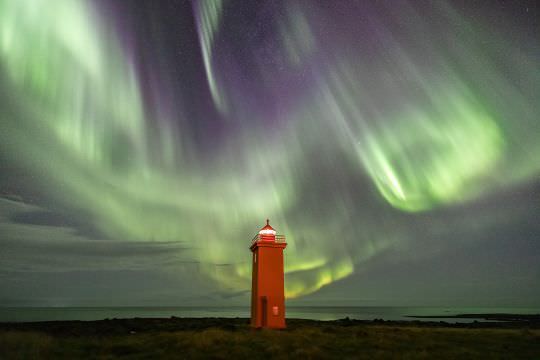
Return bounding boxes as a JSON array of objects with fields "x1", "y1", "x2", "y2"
[{"x1": 261, "y1": 296, "x2": 267, "y2": 327}]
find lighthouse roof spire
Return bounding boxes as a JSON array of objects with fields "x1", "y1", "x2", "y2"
[{"x1": 259, "y1": 219, "x2": 276, "y2": 235}]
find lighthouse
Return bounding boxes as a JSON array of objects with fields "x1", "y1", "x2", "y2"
[{"x1": 250, "y1": 219, "x2": 287, "y2": 329}]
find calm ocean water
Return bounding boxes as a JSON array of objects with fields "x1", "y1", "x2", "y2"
[{"x1": 0, "y1": 306, "x2": 538, "y2": 323}]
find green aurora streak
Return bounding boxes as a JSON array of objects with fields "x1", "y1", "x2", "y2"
[{"x1": 0, "y1": 0, "x2": 538, "y2": 299}]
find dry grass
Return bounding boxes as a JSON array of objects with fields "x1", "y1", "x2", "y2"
[
  {"x1": 0, "y1": 331, "x2": 53, "y2": 359},
  {"x1": 1, "y1": 324, "x2": 539, "y2": 359}
]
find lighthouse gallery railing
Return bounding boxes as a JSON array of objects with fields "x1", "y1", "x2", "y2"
[{"x1": 251, "y1": 234, "x2": 286, "y2": 244}]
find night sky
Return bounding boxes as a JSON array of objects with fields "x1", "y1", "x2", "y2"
[{"x1": 0, "y1": 0, "x2": 538, "y2": 307}]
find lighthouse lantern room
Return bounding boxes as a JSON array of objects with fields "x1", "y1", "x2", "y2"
[{"x1": 250, "y1": 219, "x2": 287, "y2": 329}]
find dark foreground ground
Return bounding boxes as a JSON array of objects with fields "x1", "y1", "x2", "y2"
[{"x1": 1, "y1": 316, "x2": 539, "y2": 359}]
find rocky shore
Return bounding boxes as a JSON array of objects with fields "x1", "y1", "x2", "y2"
[{"x1": 1, "y1": 316, "x2": 539, "y2": 358}]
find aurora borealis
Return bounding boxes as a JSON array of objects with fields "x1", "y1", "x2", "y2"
[{"x1": 0, "y1": 0, "x2": 538, "y2": 306}]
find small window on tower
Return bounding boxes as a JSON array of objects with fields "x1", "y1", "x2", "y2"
[
  {"x1": 254, "y1": 253, "x2": 257, "y2": 263},
  {"x1": 272, "y1": 306, "x2": 279, "y2": 316}
]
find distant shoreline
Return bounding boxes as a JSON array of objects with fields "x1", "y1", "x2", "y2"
[
  {"x1": 2, "y1": 306, "x2": 539, "y2": 323},
  {"x1": 407, "y1": 313, "x2": 540, "y2": 322}
]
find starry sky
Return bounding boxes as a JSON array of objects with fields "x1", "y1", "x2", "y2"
[{"x1": 0, "y1": 0, "x2": 538, "y2": 307}]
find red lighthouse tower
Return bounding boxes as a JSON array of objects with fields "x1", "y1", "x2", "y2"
[{"x1": 250, "y1": 219, "x2": 287, "y2": 329}]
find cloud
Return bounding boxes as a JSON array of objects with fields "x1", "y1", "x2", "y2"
[{"x1": 0, "y1": 198, "x2": 193, "y2": 273}]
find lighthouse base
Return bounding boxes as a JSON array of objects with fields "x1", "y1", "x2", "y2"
[{"x1": 251, "y1": 295, "x2": 286, "y2": 329}]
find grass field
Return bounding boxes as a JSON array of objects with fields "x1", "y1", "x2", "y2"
[{"x1": 1, "y1": 318, "x2": 539, "y2": 359}]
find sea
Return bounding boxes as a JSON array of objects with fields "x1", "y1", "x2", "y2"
[{"x1": 0, "y1": 306, "x2": 538, "y2": 323}]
